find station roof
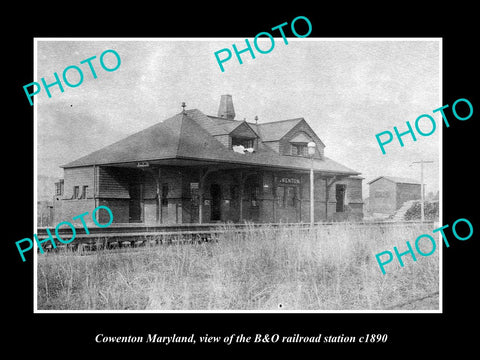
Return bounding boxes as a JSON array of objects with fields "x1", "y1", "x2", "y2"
[
  {"x1": 62, "y1": 109, "x2": 360, "y2": 176},
  {"x1": 253, "y1": 118, "x2": 304, "y2": 142}
]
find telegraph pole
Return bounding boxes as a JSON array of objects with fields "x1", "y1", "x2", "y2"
[{"x1": 411, "y1": 160, "x2": 434, "y2": 222}]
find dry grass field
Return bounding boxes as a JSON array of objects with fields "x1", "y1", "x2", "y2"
[{"x1": 36, "y1": 223, "x2": 439, "y2": 311}]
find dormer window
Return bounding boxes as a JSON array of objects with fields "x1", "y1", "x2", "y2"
[
  {"x1": 291, "y1": 143, "x2": 308, "y2": 156},
  {"x1": 232, "y1": 137, "x2": 256, "y2": 154},
  {"x1": 229, "y1": 120, "x2": 258, "y2": 154},
  {"x1": 232, "y1": 137, "x2": 255, "y2": 149}
]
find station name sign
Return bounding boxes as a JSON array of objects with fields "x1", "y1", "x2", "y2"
[{"x1": 277, "y1": 177, "x2": 301, "y2": 185}]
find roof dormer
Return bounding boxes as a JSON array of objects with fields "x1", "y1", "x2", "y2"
[
  {"x1": 230, "y1": 121, "x2": 258, "y2": 154},
  {"x1": 289, "y1": 131, "x2": 313, "y2": 157}
]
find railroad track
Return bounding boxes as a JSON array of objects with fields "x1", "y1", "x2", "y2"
[{"x1": 36, "y1": 220, "x2": 435, "y2": 252}]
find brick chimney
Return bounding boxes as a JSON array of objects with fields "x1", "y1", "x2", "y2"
[{"x1": 217, "y1": 94, "x2": 235, "y2": 120}]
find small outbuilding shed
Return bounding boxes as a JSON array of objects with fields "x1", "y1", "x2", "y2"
[{"x1": 367, "y1": 176, "x2": 421, "y2": 215}]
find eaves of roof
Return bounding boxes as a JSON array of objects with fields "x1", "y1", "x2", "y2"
[{"x1": 62, "y1": 110, "x2": 360, "y2": 176}]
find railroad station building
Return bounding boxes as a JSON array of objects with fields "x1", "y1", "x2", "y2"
[{"x1": 53, "y1": 95, "x2": 364, "y2": 225}]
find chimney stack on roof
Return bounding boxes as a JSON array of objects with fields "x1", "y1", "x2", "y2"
[{"x1": 217, "y1": 94, "x2": 235, "y2": 120}]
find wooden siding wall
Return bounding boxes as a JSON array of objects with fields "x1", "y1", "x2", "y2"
[
  {"x1": 97, "y1": 167, "x2": 130, "y2": 198},
  {"x1": 98, "y1": 198, "x2": 129, "y2": 223},
  {"x1": 142, "y1": 172, "x2": 157, "y2": 200},
  {"x1": 63, "y1": 167, "x2": 95, "y2": 199},
  {"x1": 335, "y1": 177, "x2": 364, "y2": 206},
  {"x1": 53, "y1": 166, "x2": 96, "y2": 224},
  {"x1": 98, "y1": 166, "x2": 185, "y2": 225},
  {"x1": 52, "y1": 198, "x2": 96, "y2": 224},
  {"x1": 333, "y1": 177, "x2": 364, "y2": 221},
  {"x1": 345, "y1": 178, "x2": 363, "y2": 205},
  {"x1": 56, "y1": 165, "x2": 364, "y2": 225},
  {"x1": 368, "y1": 178, "x2": 397, "y2": 214}
]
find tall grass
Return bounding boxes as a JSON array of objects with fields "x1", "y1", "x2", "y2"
[{"x1": 37, "y1": 223, "x2": 439, "y2": 310}]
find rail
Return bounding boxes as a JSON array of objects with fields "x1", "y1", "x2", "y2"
[{"x1": 36, "y1": 220, "x2": 436, "y2": 251}]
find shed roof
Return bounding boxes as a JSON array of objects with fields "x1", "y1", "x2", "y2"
[
  {"x1": 367, "y1": 176, "x2": 421, "y2": 185},
  {"x1": 62, "y1": 109, "x2": 360, "y2": 176}
]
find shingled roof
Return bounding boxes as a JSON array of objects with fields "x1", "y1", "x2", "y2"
[
  {"x1": 62, "y1": 109, "x2": 359, "y2": 175},
  {"x1": 253, "y1": 118, "x2": 304, "y2": 142},
  {"x1": 62, "y1": 112, "x2": 228, "y2": 167}
]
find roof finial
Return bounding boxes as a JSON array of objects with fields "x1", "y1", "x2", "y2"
[
  {"x1": 255, "y1": 115, "x2": 258, "y2": 125},
  {"x1": 181, "y1": 102, "x2": 186, "y2": 114}
]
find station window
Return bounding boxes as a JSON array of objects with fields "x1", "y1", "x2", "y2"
[
  {"x1": 161, "y1": 184, "x2": 169, "y2": 206},
  {"x1": 73, "y1": 186, "x2": 79, "y2": 199},
  {"x1": 55, "y1": 181, "x2": 64, "y2": 196},
  {"x1": 80, "y1": 185, "x2": 88, "y2": 199},
  {"x1": 291, "y1": 143, "x2": 308, "y2": 157}
]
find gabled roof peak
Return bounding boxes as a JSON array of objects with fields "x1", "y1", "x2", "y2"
[{"x1": 367, "y1": 176, "x2": 420, "y2": 185}]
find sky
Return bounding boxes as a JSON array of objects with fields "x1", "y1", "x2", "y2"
[{"x1": 36, "y1": 38, "x2": 441, "y2": 199}]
